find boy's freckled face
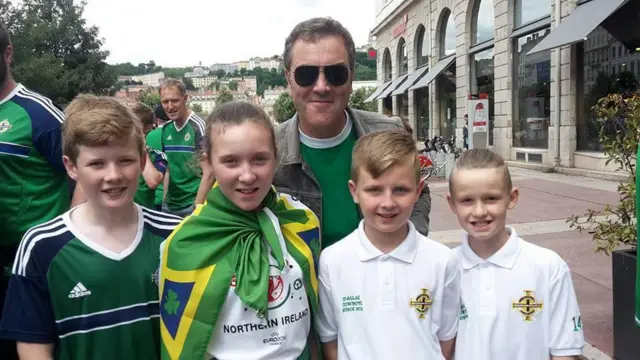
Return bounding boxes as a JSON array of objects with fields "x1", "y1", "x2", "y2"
[
  {"x1": 447, "y1": 168, "x2": 518, "y2": 244},
  {"x1": 348, "y1": 159, "x2": 423, "y2": 238},
  {"x1": 65, "y1": 137, "x2": 144, "y2": 210}
]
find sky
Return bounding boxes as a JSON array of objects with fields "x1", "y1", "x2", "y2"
[{"x1": 79, "y1": 0, "x2": 376, "y2": 67}]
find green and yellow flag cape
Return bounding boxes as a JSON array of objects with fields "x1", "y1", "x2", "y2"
[{"x1": 159, "y1": 184, "x2": 320, "y2": 359}]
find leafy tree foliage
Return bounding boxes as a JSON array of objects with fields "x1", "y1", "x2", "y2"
[
  {"x1": 349, "y1": 87, "x2": 377, "y2": 112},
  {"x1": 273, "y1": 92, "x2": 296, "y2": 123},
  {"x1": 216, "y1": 89, "x2": 234, "y2": 105},
  {"x1": 0, "y1": 0, "x2": 117, "y2": 104},
  {"x1": 138, "y1": 89, "x2": 161, "y2": 109}
]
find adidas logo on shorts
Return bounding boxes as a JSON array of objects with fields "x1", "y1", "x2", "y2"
[{"x1": 68, "y1": 282, "x2": 92, "y2": 298}]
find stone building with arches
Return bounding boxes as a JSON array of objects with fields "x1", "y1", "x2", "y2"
[{"x1": 369, "y1": 0, "x2": 639, "y2": 173}]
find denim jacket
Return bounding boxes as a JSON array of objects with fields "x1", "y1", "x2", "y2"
[{"x1": 273, "y1": 107, "x2": 432, "y2": 247}]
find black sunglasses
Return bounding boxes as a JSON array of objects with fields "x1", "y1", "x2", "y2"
[{"x1": 293, "y1": 64, "x2": 350, "y2": 87}]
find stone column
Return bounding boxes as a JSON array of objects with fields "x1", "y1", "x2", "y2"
[
  {"x1": 491, "y1": 0, "x2": 513, "y2": 160},
  {"x1": 455, "y1": 0, "x2": 470, "y2": 148},
  {"x1": 548, "y1": 0, "x2": 577, "y2": 167}
]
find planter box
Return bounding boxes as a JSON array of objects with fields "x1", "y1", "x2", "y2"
[{"x1": 612, "y1": 249, "x2": 640, "y2": 360}]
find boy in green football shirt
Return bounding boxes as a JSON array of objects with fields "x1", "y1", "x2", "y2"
[
  {"x1": 131, "y1": 103, "x2": 167, "y2": 210},
  {"x1": 158, "y1": 79, "x2": 212, "y2": 217},
  {"x1": 0, "y1": 95, "x2": 182, "y2": 360}
]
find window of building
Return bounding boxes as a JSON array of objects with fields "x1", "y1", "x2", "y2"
[
  {"x1": 415, "y1": 25, "x2": 429, "y2": 68},
  {"x1": 612, "y1": 47, "x2": 616, "y2": 58},
  {"x1": 414, "y1": 25, "x2": 430, "y2": 140},
  {"x1": 440, "y1": 8, "x2": 456, "y2": 58},
  {"x1": 438, "y1": 61, "x2": 457, "y2": 139},
  {"x1": 397, "y1": 38, "x2": 408, "y2": 75},
  {"x1": 383, "y1": 48, "x2": 392, "y2": 81},
  {"x1": 471, "y1": 0, "x2": 494, "y2": 45},
  {"x1": 515, "y1": 0, "x2": 550, "y2": 28},
  {"x1": 577, "y1": 26, "x2": 639, "y2": 152},
  {"x1": 513, "y1": 29, "x2": 551, "y2": 149},
  {"x1": 470, "y1": 48, "x2": 495, "y2": 145}
]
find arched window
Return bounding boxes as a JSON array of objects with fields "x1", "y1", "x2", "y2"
[
  {"x1": 471, "y1": 0, "x2": 494, "y2": 45},
  {"x1": 515, "y1": 0, "x2": 550, "y2": 28},
  {"x1": 440, "y1": 8, "x2": 456, "y2": 58},
  {"x1": 415, "y1": 25, "x2": 429, "y2": 68},
  {"x1": 383, "y1": 48, "x2": 392, "y2": 81},
  {"x1": 397, "y1": 38, "x2": 408, "y2": 75}
]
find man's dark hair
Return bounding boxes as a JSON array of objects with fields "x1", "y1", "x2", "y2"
[
  {"x1": 284, "y1": 17, "x2": 356, "y2": 72},
  {"x1": 0, "y1": 22, "x2": 11, "y2": 54}
]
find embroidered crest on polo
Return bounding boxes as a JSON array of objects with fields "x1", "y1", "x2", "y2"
[
  {"x1": 184, "y1": 133, "x2": 190, "y2": 141},
  {"x1": 512, "y1": 290, "x2": 543, "y2": 321},
  {"x1": 409, "y1": 288, "x2": 433, "y2": 319}
]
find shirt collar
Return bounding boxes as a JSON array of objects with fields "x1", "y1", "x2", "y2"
[
  {"x1": 459, "y1": 226, "x2": 521, "y2": 270},
  {"x1": 298, "y1": 110, "x2": 351, "y2": 149},
  {"x1": 356, "y1": 220, "x2": 418, "y2": 263}
]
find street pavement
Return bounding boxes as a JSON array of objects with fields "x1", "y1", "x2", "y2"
[{"x1": 426, "y1": 167, "x2": 620, "y2": 359}]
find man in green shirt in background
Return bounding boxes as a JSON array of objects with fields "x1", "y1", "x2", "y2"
[{"x1": 274, "y1": 18, "x2": 431, "y2": 249}]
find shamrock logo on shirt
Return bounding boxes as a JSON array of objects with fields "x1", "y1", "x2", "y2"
[{"x1": 164, "y1": 289, "x2": 180, "y2": 315}]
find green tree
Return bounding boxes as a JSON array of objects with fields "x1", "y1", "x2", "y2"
[
  {"x1": 349, "y1": 87, "x2": 377, "y2": 112},
  {"x1": 182, "y1": 77, "x2": 196, "y2": 91},
  {"x1": 1, "y1": 0, "x2": 117, "y2": 104},
  {"x1": 228, "y1": 80, "x2": 238, "y2": 91},
  {"x1": 216, "y1": 89, "x2": 234, "y2": 105},
  {"x1": 138, "y1": 89, "x2": 161, "y2": 109},
  {"x1": 190, "y1": 103, "x2": 206, "y2": 118},
  {"x1": 273, "y1": 92, "x2": 296, "y2": 123},
  {"x1": 214, "y1": 69, "x2": 226, "y2": 79},
  {"x1": 354, "y1": 64, "x2": 377, "y2": 81},
  {"x1": 240, "y1": 68, "x2": 247, "y2": 77}
]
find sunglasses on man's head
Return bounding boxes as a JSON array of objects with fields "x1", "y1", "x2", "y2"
[{"x1": 293, "y1": 64, "x2": 350, "y2": 87}]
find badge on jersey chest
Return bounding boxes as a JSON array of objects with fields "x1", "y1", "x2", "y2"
[
  {"x1": 184, "y1": 133, "x2": 190, "y2": 141},
  {"x1": 410, "y1": 288, "x2": 433, "y2": 319},
  {"x1": 0, "y1": 119, "x2": 11, "y2": 134},
  {"x1": 512, "y1": 290, "x2": 543, "y2": 321}
]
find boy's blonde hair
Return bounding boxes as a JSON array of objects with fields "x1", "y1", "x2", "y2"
[
  {"x1": 351, "y1": 130, "x2": 420, "y2": 183},
  {"x1": 63, "y1": 95, "x2": 145, "y2": 163},
  {"x1": 449, "y1": 149, "x2": 512, "y2": 193}
]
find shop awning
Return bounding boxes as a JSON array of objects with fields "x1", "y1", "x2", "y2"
[
  {"x1": 364, "y1": 81, "x2": 392, "y2": 103},
  {"x1": 527, "y1": 0, "x2": 628, "y2": 56},
  {"x1": 408, "y1": 55, "x2": 456, "y2": 91},
  {"x1": 374, "y1": 74, "x2": 408, "y2": 100},
  {"x1": 391, "y1": 66, "x2": 431, "y2": 96}
]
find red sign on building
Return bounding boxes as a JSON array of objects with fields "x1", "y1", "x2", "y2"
[{"x1": 392, "y1": 14, "x2": 408, "y2": 38}]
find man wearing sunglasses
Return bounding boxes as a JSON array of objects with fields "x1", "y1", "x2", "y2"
[{"x1": 274, "y1": 17, "x2": 431, "y2": 250}]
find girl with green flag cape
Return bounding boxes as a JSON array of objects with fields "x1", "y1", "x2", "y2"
[{"x1": 159, "y1": 102, "x2": 320, "y2": 360}]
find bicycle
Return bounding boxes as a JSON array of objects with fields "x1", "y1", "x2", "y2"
[{"x1": 419, "y1": 154, "x2": 446, "y2": 180}]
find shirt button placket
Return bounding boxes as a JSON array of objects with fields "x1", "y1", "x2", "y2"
[{"x1": 379, "y1": 256, "x2": 395, "y2": 310}]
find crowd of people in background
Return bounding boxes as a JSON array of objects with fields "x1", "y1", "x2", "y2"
[{"x1": 0, "y1": 15, "x2": 585, "y2": 360}]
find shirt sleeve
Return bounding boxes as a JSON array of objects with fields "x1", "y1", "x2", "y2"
[
  {"x1": 149, "y1": 148, "x2": 168, "y2": 174},
  {"x1": 548, "y1": 258, "x2": 585, "y2": 356},
  {"x1": 33, "y1": 127, "x2": 65, "y2": 173},
  {"x1": 0, "y1": 242, "x2": 56, "y2": 343},
  {"x1": 436, "y1": 251, "x2": 461, "y2": 341},
  {"x1": 315, "y1": 253, "x2": 338, "y2": 343}
]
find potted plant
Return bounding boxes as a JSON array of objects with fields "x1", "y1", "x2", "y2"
[{"x1": 568, "y1": 92, "x2": 639, "y2": 360}]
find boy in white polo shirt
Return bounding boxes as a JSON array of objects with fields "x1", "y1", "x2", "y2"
[
  {"x1": 316, "y1": 130, "x2": 461, "y2": 360},
  {"x1": 447, "y1": 149, "x2": 585, "y2": 360}
]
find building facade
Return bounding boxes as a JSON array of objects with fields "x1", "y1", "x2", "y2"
[
  {"x1": 131, "y1": 72, "x2": 165, "y2": 87},
  {"x1": 370, "y1": 0, "x2": 637, "y2": 172}
]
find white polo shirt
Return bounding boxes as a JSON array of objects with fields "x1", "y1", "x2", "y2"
[
  {"x1": 453, "y1": 228, "x2": 585, "y2": 360},
  {"x1": 315, "y1": 220, "x2": 461, "y2": 360}
]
